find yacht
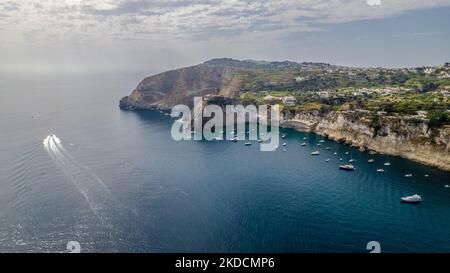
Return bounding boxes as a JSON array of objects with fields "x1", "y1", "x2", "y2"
[
  {"x1": 339, "y1": 164, "x2": 355, "y2": 171},
  {"x1": 401, "y1": 194, "x2": 422, "y2": 203},
  {"x1": 311, "y1": 151, "x2": 320, "y2": 155},
  {"x1": 368, "y1": 159, "x2": 375, "y2": 163}
]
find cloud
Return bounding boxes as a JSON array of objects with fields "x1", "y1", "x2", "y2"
[{"x1": 1, "y1": 0, "x2": 450, "y2": 44}]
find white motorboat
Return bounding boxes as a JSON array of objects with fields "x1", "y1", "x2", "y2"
[
  {"x1": 384, "y1": 162, "x2": 391, "y2": 166},
  {"x1": 349, "y1": 159, "x2": 355, "y2": 163},
  {"x1": 401, "y1": 194, "x2": 422, "y2": 203},
  {"x1": 282, "y1": 143, "x2": 287, "y2": 146},
  {"x1": 377, "y1": 169, "x2": 384, "y2": 172},
  {"x1": 300, "y1": 142, "x2": 306, "y2": 146},
  {"x1": 244, "y1": 142, "x2": 251, "y2": 146},
  {"x1": 311, "y1": 151, "x2": 320, "y2": 155},
  {"x1": 339, "y1": 164, "x2": 355, "y2": 171},
  {"x1": 404, "y1": 173, "x2": 413, "y2": 178},
  {"x1": 368, "y1": 159, "x2": 375, "y2": 163}
]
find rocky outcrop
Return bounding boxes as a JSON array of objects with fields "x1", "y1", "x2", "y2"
[
  {"x1": 281, "y1": 111, "x2": 450, "y2": 171},
  {"x1": 120, "y1": 63, "x2": 246, "y2": 110}
]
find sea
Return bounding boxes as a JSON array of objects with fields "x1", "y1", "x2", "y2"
[{"x1": 0, "y1": 69, "x2": 449, "y2": 253}]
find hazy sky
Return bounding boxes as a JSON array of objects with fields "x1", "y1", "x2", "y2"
[{"x1": 1, "y1": 0, "x2": 450, "y2": 72}]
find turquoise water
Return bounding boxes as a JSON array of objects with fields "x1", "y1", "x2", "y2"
[{"x1": 0, "y1": 70, "x2": 449, "y2": 253}]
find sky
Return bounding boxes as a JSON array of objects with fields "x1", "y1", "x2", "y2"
[{"x1": 1, "y1": 0, "x2": 450, "y2": 72}]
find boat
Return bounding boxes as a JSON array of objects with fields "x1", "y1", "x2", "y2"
[
  {"x1": 339, "y1": 158, "x2": 343, "y2": 161},
  {"x1": 368, "y1": 159, "x2": 375, "y2": 163},
  {"x1": 282, "y1": 143, "x2": 287, "y2": 146},
  {"x1": 244, "y1": 142, "x2": 251, "y2": 146},
  {"x1": 257, "y1": 139, "x2": 262, "y2": 143},
  {"x1": 349, "y1": 159, "x2": 355, "y2": 163},
  {"x1": 339, "y1": 164, "x2": 355, "y2": 171},
  {"x1": 319, "y1": 140, "x2": 325, "y2": 143},
  {"x1": 333, "y1": 152, "x2": 337, "y2": 155},
  {"x1": 445, "y1": 185, "x2": 450, "y2": 188},
  {"x1": 377, "y1": 169, "x2": 384, "y2": 172},
  {"x1": 325, "y1": 159, "x2": 330, "y2": 162},
  {"x1": 281, "y1": 134, "x2": 286, "y2": 138},
  {"x1": 325, "y1": 147, "x2": 331, "y2": 150},
  {"x1": 384, "y1": 162, "x2": 391, "y2": 166},
  {"x1": 232, "y1": 137, "x2": 238, "y2": 142},
  {"x1": 300, "y1": 142, "x2": 306, "y2": 146},
  {"x1": 404, "y1": 173, "x2": 413, "y2": 178},
  {"x1": 424, "y1": 174, "x2": 429, "y2": 177},
  {"x1": 283, "y1": 149, "x2": 287, "y2": 152},
  {"x1": 401, "y1": 194, "x2": 422, "y2": 203},
  {"x1": 303, "y1": 137, "x2": 307, "y2": 140},
  {"x1": 345, "y1": 152, "x2": 349, "y2": 155},
  {"x1": 311, "y1": 151, "x2": 320, "y2": 155}
]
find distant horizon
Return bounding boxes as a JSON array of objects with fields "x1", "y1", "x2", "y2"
[{"x1": 1, "y1": 1, "x2": 450, "y2": 72}]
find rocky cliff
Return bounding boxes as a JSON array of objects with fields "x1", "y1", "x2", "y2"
[{"x1": 281, "y1": 110, "x2": 450, "y2": 171}]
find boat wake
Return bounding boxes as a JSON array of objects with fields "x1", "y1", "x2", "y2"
[{"x1": 43, "y1": 134, "x2": 122, "y2": 226}]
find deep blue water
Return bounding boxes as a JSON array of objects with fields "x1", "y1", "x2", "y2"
[{"x1": 0, "y1": 70, "x2": 449, "y2": 253}]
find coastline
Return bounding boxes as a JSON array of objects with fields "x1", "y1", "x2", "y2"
[{"x1": 280, "y1": 114, "x2": 450, "y2": 172}]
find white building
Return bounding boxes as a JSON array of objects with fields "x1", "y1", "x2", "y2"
[{"x1": 282, "y1": 96, "x2": 297, "y2": 106}]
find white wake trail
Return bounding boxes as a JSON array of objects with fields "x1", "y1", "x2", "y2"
[{"x1": 43, "y1": 134, "x2": 120, "y2": 226}]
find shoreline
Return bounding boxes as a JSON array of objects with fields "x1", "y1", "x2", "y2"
[{"x1": 280, "y1": 119, "x2": 450, "y2": 172}]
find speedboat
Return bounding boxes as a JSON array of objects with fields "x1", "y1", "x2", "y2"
[
  {"x1": 281, "y1": 134, "x2": 286, "y2": 138},
  {"x1": 300, "y1": 142, "x2": 306, "y2": 146},
  {"x1": 445, "y1": 185, "x2": 450, "y2": 188},
  {"x1": 282, "y1": 143, "x2": 287, "y2": 146},
  {"x1": 384, "y1": 162, "x2": 391, "y2": 166},
  {"x1": 311, "y1": 151, "x2": 320, "y2": 155},
  {"x1": 244, "y1": 142, "x2": 251, "y2": 146},
  {"x1": 377, "y1": 169, "x2": 384, "y2": 172},
  {"x1": 424, "y1": 174, "x2": 429, "y2": 177},
  {"x1": 317, "y1": 143, "x2": 321, "y2": 146},
  {"x1": 345, "y1": 152, "x2": 349, "y2": 155},
  {"x1": 303, "y1": 137, "x2": 307, "y2": 140},
  {"x1": 349, "y1": 159, "x2": 355, "y2": 163},
  {"x1": 368, "y1": 159, "x2": 375, "y2": 163},
  {"x1": 334, "y1": 152, "x2": 337, "y2": 155},
  {"x1": 401, "y1": 194, "x2": 422, "y2": 203},
  {"x1": 319, "y1": 140, "x2": 325, "y2": 143},
  {"x1": 325, "y1": 159, "x2": 330, "y2": 162},
  {"x1": 339, "y1": 164, "x2": 355, "y2": 171},
  {"x1": 339, "y1": 158, "x2": 343, "y2": 161},
  {"x1": 232, "y1": 137, "x2": 238, "y2": 142},
  {"x1": 404, "y1": 173, "x2": 413, "y2": 178},
  {"x1": 325, "y1": 147, "x2": 331, "y2": 150},
  {"x1": 257, "y1": 139, "x2": 262, "y2": 143}
]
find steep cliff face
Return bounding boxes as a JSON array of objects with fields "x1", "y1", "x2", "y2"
[
  {"x1": 281, "y1": 111, "x2": 450, "y2": 171},
  {"x1": 120, "y1": 64, "x2": 244, "y2": 110}
]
